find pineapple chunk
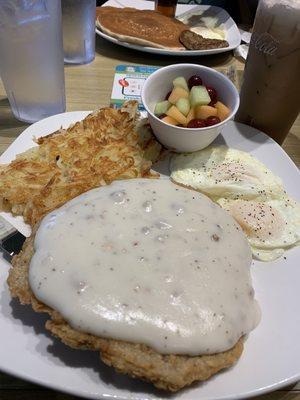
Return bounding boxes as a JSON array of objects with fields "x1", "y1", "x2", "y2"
[
  {"x1": 215, "y1": 101, "x2": 231, "y2": 121},
  {"x1": 186, "y1": 107, "x2": 195, "y2": 124},
  {"x1": 166, "y1": 105, "x2": 187, "y2": 126},
  {"x1": 168, "y1": 87, "x2": 189, "y2": 105},
  {"x1": 195, "y1": 105, "x2": 218, "y2": 119},
  {"x1": 161, "y1": 115, "x2": 179, "y2": 126}
]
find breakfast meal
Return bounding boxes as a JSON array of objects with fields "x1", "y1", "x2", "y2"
[
  {"x1": 179, "y1": 30, "x2": 229, "y2": 50},
  {"x1": 96, "y1": 6, "x2": 229, "y2": 51},
  {"x1": 154, "y1": 74, "x2": 230, "y2": 127},
  {"x1": 0, "y1": 66, "x2": 297, "y2": 393},
  {"x1": 170, "y1": 146, "x2": 300, "y2": 261},
  {"x1": 8, "y1": 178, "x2": 260, "y2": 391},
  {"x1": 0, "y1": 99, "x2": 263, "y2": 391},
  {"x1": 0, "y1": 101, "x2": 161, "y2": 226}
]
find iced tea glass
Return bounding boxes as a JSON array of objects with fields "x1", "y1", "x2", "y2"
[
  {"x1": 236, "y1": 0, "x2": 300, "y2": 144},
  {"x1": 155, "y1": 0, "x2": 178, "y2": 18}
]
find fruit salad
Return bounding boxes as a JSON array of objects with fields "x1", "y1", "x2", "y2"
[{"x1": 153, "y1": 75, "x2": 231, "y2": 128}]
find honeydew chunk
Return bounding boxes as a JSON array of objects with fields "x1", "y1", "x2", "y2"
[
  {"x1": 195, "y1": 105, "x2": 218, "y2": 119},
  {"x1": 162, "y1": 115, "x2": 179, "y2": 126},
  {"x1": 154, "y1": 100, "x2": 171, "y2": 116},
  {"x1": 189, "y1": 85, "x2": 211, "y2": 107},
  {"x1": 166, "y1": 105, "x2": 187, "y2": 125},
  {"x1": 186, "y1": 107, "x2": 195, "y2": 124},
  {"x1": 176, "y1": 98, "x2": 190, "y2": 116},
  {"x1": 215, "y1": 101, "x2": 231, "y2": 121},
  {"x1": 173, "y1": 76, "x2": 189, "y2": 92},
  {"x1": 168, "y1": 87, "x2": 189, "y2": 105}
]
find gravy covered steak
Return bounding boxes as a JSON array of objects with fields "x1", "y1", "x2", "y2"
[{"x1": 8, "y1": 179, "x2": 260, "y2": 391}]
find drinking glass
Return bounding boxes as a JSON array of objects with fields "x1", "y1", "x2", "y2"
[
  {"x1": 236, "y1": 0, "x2": 300, "y2": 144},
  {"x1": 155, "y1": 0, "x2": 178, "y2": 18},
  {"x1": 0, "y1": 0, "x2": 66, "y2": 123},
  {"x1": 61, "y1": 0, "x2": 96, "y2": 64}
]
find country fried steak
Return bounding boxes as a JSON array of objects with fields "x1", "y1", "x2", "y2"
[{"x1": 8, "y1": 231, "x2": 243, "y2": 392}]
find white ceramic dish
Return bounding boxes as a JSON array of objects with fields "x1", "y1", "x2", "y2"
[
  {"x1": 142, "y1": 64, "x2": 239, "y2": 152},
  {"x1": 96, "y1": 0, "x2": 241, "y2": 56},
  {"x1": 0, "y1": 112, "x2": 300, "y2": 400}
]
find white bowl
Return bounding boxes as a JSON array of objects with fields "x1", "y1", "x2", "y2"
[{"x1": 141, "y1": 63, "x2": 240, "y2": 153}]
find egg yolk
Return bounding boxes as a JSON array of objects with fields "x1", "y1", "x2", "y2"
[{"x1": 228, "y1": 200, "x2": 284, "y2": 241}]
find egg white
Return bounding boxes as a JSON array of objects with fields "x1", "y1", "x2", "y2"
[
  {"x1": 190, "y1": 26, "x2": 226, "y2": 40},
  {"x1": 170, "y1": 146, "x2": 285, "y2": 201},
  {"x1": 217, "y1": 197, "x2": 300, "y2": 261}
]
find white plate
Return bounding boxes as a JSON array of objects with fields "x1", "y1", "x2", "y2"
[
  {"x1": 0, "y1": 112, "x2": 300, "y2": 400},
  {"x1": 96, "y1": 0, "x2": 241, "y2": 56}
]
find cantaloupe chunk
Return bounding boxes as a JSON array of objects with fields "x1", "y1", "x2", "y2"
[
  {"x1": 166, "y1": 105, "x2": 187, "y2": 125},
  {"x1": 215, "y1": 101, "x2": 231, "y2": 121},
  {"x1": 195, "y1": 105, "x2": 218, "y2": 119},
  {"x1": 161, "y1": 115, "x2": 179, "y2": 126},
  {"x1": 168, "y1": 87, "x2": 189, "y2": 105},
  {"x1": 186, "y1": 107, "x2": 195, "y2": 124}
]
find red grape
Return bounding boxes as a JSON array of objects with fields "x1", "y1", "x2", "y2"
[
  {"x1": 208, "y1": 100, "x2": 216, "y2": 107},
  {"x1": 165, "y1": 91, "x2": 172, "y2": 100},
  {"x1": 158, "y1": 113, "x2": 167, "y2": 119},
  {"x1": 206, "y1": 86, "x2": 218, "y2": 103},
  {"x1": 187, "y1": 119, "x2": 207, "y2": 128},
  {"x1": 188, "y1": 75, "x2": 203, "y2": 89},
  {"x1": 205, "y1": 116, "x2": 221, "y2": 126}
]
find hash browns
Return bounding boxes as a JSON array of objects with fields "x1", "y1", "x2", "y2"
[
  {"x1": 0, "y1": 101, "x2": 161, "y2": 225},
  {"x1": 8, "y1": 231, "x2": 243, "y2": 392}
]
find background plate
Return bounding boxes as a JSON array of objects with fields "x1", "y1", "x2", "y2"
[
  {"x1": 96, "y1": 0, "x2": 241, "y2": 56},
  {"x1": 0, "y1": 112, "x2": 300, "y2": 400}
]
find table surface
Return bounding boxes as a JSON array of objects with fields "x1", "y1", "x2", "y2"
[{"x1": 0, "y1": 33, "x2": 300, "y2": 400}]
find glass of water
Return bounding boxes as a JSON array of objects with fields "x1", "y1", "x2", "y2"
[
  {"x1": 0, "y1": 0, "x2": 66, "y2": 123},
  {"x1": 61, "y1": 0, "x2": 96, "y2": 64}
]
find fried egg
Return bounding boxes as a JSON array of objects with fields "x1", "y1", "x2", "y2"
[
  {"x1": 170, "y1": 146, "x2": 285, "y2": 201},
  {"x1": 217, "y1": 197, "x2": 300, "y2": 261},
  {"x1": 190, "y1": 26, "x2": 226, "y2": 40},
  {"x1": 170, "y1": 146, "x2": 300, "y2": 261}
]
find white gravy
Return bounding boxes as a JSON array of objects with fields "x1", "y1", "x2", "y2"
[{"x1": 29, "y1": 179, "x2": 260, "y2": 355}]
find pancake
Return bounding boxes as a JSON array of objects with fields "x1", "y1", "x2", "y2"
[{"x1": 96, "y1": 7, "x2": 188, "y2": 50}]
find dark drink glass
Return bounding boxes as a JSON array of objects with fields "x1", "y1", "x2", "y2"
[
  {"x1": 155, "y1": 0, "x2": 178, "y2": 18},
  {"x1": 235, "y1": 0, "x2": 300, "y2": 144}
]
